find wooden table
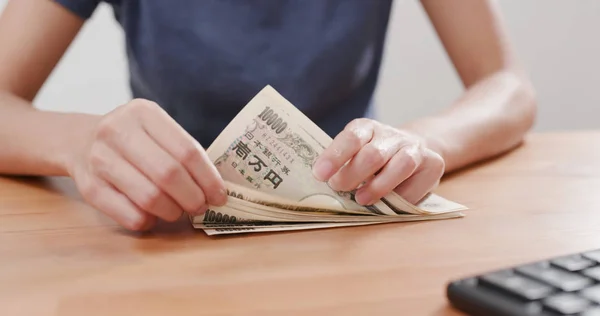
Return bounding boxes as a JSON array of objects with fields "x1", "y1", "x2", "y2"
[{"x1": 2, "y1": 131, "x2": 600, "y2": 315}]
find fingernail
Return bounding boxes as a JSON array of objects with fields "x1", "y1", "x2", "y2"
[
  {"x1": 327, "y1": 177, "x2": 341, "y2": 192},
  {"x1": 312, "y1": 159, "x2": 333, "y2": 182},
  {"x1": 214, "y1": 187, "x2": 228, "y2": 206},
  {"x1": 194, "y1": 204, "x2": 209, "y2": 215},
  {"x1": 355, "y1": 190, "x2": 373, "y2": 206}
]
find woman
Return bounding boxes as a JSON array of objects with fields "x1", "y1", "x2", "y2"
[{"x1": 0, "y1": 0, "x2": 536, "y2": 231}]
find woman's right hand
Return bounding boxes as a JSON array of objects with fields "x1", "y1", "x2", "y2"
[
  {"x1": 67, "y1": 98, "x2": 228, "y2": 231},
  {"x1": 0, "y1": 0, "x2": 226, "y2": 230}
]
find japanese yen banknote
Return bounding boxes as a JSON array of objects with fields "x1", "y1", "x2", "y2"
[{"x1": 191, "y1": 85, "x2": 467, "y2": 235}]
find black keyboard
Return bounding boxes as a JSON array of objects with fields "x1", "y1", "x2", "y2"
[{"x1": 446, "y1": 249, "x2": 600, "y2": 315}]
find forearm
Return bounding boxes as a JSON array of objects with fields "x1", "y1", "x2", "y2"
[
  {"x1": 0, "y1": 91, "x2": 99, "y2": 176},
  {"x1": 400, "y1": 71, "x2": 537, "y2": 173}
]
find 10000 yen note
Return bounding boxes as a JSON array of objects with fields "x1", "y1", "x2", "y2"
[
  {"x1": 205, "y1": 85, "x2": 466, "y2": 216},
  {"x1": 222, "y1": 180, "x2": 372, "y2": 216},
  {"x1": 190, "y1": 85, "x2": 467, "y2": 234},
  {"x1": 199, "y1": 194, "x2": 459, "y2": 224},
  {"x1": 192, "y1": 199, "x2": 462, "y2": 235},
  {"x1": 206, "y1": 86, "x2": 399, "y2": 216},
  {"x1": 194, "y1": 209, "x2": 462, "y2": 236}
]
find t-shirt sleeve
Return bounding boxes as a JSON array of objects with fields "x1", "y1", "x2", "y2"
[{"x1": 53, "y1": 0, "x2": 101, "y2": 20}]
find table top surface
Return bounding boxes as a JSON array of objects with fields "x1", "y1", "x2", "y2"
[{"x1": 2, "y1": 130, "x2": 600, "y2": 316}]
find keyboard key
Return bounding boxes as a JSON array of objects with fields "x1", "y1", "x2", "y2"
[
  {"x1": 479, "y1": 270, "x2": 554, "y2": 300},
  {"x1": 459, "y1": 277, "x2": 478, "y2": 287},
  {"x1": 552, "y1": 254, "x2": 596, "y2": 271},
  {"x1": 543, "y1": 293, "x2": 592, "y2": 314},
  {"x1": 584, "y1": 267, "x2": 600, "y2": 281},
  {"x1": 582, "y1": 285, "x2": 600, "y2": 303},
  {"x1": 582, "y1": 307, "x2": 600, "y2": 316},
  {"x1": 584, "y1": 250, "x2": 600, "y2": 262},
  {"x1": 516, "y1": 263, "x2": 593, "y2": 291}
]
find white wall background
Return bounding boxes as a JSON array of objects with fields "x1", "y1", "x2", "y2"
[{"x1": 1, "y1": 0, "x2": 599, "y2": 132}]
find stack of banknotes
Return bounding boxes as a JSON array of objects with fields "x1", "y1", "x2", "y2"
[{"x1": 191, "y1": 86, "x2": 468, "y2": 235}]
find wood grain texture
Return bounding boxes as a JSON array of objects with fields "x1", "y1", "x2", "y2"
[{"x1": 2, "y1": 131, "x2": 600, "y2": 315}]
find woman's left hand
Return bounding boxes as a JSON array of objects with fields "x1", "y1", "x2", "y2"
[{"x1": 312, "y1": 118, "x2": 445, "y2": 205}]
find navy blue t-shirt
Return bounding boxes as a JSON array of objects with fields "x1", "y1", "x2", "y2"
[{"x1": 54, "y1": 0, "x2": 393, "y2": 146}]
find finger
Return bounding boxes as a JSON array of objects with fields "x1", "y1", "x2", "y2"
[
  {"x1": 353, "y1": 145, "x2": 422, "y2": 205},
  {"x1": 393, "y1": 149, "x2": 445, "y2": 204},
  {"x1": 328, "y1": 135, "x2": 406, "y2": 192},
  {"x1": 80, "y1": 175, "x2": 157, "y2": 231},
  {"x1": 139, "y1": 104, "x2": 227, "y2": 206},
  {"x1": 312, "y1": 119, "x2": 374, "y2": 182},
  {"x1": 107, "y1": 128, "x2": 207, "y2": 214},
  {"x1": 91, "y1": 143, "x2": 187, "y2": 222}
]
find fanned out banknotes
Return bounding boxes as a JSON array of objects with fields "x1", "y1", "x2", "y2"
[{"x1": 191, "y1": 85, "x2": 467, "y2": 235}]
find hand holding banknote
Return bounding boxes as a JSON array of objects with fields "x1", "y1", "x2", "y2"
[
  {"x1": 312, "y1": 118, "x2": 445, "y2": 206},
  {"x1": 68, "y1": 98, "x2": 227, "y2": 231},
  {"x1": 192, "y1": 85, "x2": 468, "y2": 235}
]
